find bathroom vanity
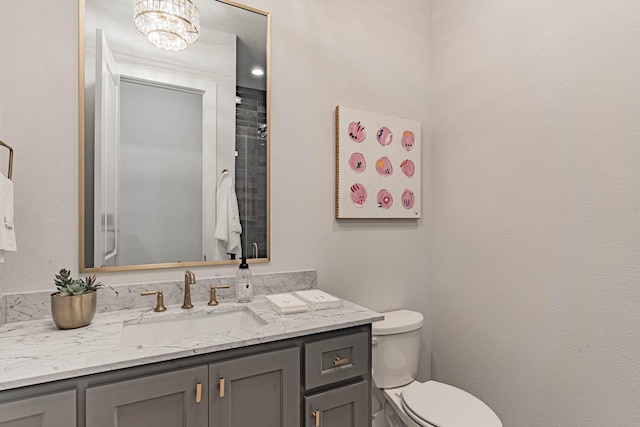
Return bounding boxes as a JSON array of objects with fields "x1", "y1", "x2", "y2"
[{"x1": 0, "y1": 293, "x2": 382, "y2": 427}]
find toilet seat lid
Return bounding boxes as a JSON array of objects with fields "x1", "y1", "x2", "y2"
[
  {"x1": 401, "y1": 381, "x2": 502, "y2": 427},
  {"x1": 373, "y1": 310, "x2": 423, "y2": 335}
]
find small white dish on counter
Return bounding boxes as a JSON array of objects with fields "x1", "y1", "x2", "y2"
[
  {"x1": 264, "y1": 293, "x2": 310, "y2": 314},
  {"x1": 294, "y1": 289, "x2": 341, "y2": 310}
]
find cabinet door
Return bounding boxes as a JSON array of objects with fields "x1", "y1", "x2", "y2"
[
  {"x1": 0, "y1": 390, "x2": 75, "y2": 427},
  {"x1": 86, "y1": 365, "x2": 207, "y2": 427},
  {"x1": 304, "y1": 380, "x2": 369, "y2": 427},
  {"x1": 209, "y1": 346, "x2": 300, "y2": 427}
]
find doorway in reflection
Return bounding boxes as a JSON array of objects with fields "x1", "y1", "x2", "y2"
[{"x1": 119, "y1": 79, "x2": 204, "y2": 265}]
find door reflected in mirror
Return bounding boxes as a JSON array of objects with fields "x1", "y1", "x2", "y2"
[{"x1": 80, "y1": 0, "x2": 270, "y2": 271}]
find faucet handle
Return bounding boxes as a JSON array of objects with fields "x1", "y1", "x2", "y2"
[
  {"x1": 208, "y1": 285, "x2": 231, "y2": 306},
  {"x1": 141, "y1": 291, "x2": 167, "y2": 312}
]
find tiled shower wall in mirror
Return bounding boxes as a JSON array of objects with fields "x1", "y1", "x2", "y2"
[{"x1": 235, "y1": 86, "x2": 268, "y2": 259}]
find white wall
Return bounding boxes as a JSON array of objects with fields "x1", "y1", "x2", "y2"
[
  {"x1": 0, "y1": 1, "x2": 79, "y2": 292},
  {"x1": 0, "y1": 0, "x2": 431, "y2": 375},
  {"x1": 431, "y1": 0, "x2": 640, "y2": 425}
]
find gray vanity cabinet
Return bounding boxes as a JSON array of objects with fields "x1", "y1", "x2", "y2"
[
  {"x1": 0, "y1": 324, "x2": 372, "y2": 427},
  {"x1": 209, "y1": 346, "x2": 300, "y2": 427},
  {"x1": 85, "y1": 365, "x2": 208, "y2": 427},
  {"x1": 302, "y1": 330, "x2": 371, "y2": 427},
  {"x1": 0, "y1": 389, "x2": 76, "y2": 427},
  {"x1": 304, "y1": 380, "x2": 369, "y2": 427}
]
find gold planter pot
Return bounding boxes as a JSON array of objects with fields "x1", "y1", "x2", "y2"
[{"x1": 51, "y1": 292, "x2": 97, "y2": 329}]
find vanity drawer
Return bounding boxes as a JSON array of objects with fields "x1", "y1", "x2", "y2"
[{"x1": 304, "y1": 331, "x2": 368, "y2": 389}]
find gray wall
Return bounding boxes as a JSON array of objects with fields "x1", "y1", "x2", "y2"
[{"x1": 431, "y1": 0, "x2": 640, "y2": 425}]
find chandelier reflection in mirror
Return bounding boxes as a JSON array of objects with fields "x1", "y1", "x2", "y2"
[{"x1": 134, "y1": 0, "x2": 200, "y2": 51}]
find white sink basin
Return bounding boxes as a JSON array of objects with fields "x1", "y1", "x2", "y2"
[{"x1": 120, "y1": 307, "x2": 267, "y2": 347}]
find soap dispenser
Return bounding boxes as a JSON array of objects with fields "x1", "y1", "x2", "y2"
[{"x1": 235, "y1": 257, "x2": 253, "y2": 303}]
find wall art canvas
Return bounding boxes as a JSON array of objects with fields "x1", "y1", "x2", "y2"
[{"x1": 336, "y1": 105, "x2": 421, "y2": 219}]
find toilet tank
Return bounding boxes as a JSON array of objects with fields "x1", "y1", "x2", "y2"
[{"x1": 371, "y1": 310, "x2": 423, "y2": 389}]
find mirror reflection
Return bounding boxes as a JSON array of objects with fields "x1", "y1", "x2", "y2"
[{"x1": 81, "y1": 0, "x2": 269, "y2": 271}]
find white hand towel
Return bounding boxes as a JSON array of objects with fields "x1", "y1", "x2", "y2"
[
  {"x1": 0, "y1": 172, "x2": 16, "y2": 263},
  {"x1": 214, "y1": 171, "x2": 242, "y2": 259}
]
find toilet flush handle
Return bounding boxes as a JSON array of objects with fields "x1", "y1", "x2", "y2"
[{"x1": 372, "y1": 337, "x2": 378, "y2": 345}]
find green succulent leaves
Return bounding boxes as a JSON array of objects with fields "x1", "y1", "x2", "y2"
[{"x1": 54, "y1": 269, "x2": 103, "y2": 296}]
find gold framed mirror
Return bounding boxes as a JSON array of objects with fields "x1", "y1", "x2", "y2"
[{"x1": 79, "y1": 0, "x2": 270, "y2": 272}]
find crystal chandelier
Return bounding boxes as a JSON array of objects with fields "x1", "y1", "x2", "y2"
[{"x1": 134, "y1": 0, "x2": 200, "y2": 52}]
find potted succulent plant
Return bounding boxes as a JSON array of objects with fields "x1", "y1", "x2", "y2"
[{"x1": 51, "y1": 269, "x2": 103, "y2": 329}]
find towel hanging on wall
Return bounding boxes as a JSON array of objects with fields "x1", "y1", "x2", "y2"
[
  {"x1": 0, "y1": 140, "x2": 16, "y2": 262},
  {"x1": 214, "y1": 170, "x2": 242, "y2": 259},
  {"x1": 0, "y1": 140, "x2": 13, "y2": 180}
]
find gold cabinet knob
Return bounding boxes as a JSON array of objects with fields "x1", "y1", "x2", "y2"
[
  {"x1": 333, "y1": 356, "x2": 350, "y2": 367},
  {"x1": 219, "y1": 377, "x2": 225, "y2": 397},
  {"x1": 195, "y1": 382, "x2": 202, "y2": 403}
]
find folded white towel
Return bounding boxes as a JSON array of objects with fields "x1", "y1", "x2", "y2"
[
  {"x1": 265, "y1": 293, "x2": 309, "y2": 315},
  {"x1": 0, "y1": 172, "x2": 16, "y2": 263},
  {"x1": 294, "y1": 290, "x2": 341, "y2": 310}
]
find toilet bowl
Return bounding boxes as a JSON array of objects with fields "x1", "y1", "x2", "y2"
[{"x1": 372, "y1": 310, "x2": 502, "y2": 427}]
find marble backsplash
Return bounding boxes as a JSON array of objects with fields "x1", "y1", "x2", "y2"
[{"x1": 0, "y1": 270, "x2": 317, "y2": 324}]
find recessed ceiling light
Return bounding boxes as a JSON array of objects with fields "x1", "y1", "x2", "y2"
[{"x1": 251, "y1": 67, "x2": 265, "y2": 77}]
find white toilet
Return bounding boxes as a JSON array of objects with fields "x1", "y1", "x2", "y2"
[{"x1": 372, "y1": 310, "x2": 502, "y2": 427}]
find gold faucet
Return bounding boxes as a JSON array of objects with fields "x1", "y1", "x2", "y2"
[{"x1": 182, "y1": 270, "x2": 197, "y2": 309}]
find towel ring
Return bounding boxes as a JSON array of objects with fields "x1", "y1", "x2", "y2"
[{"x1": 0, "y1": 140, "x2": 13, "y2": 180}]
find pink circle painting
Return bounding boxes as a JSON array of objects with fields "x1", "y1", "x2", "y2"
[
  {"x1": 348, "y1": 121, "x2": 366, "y2": 143},
  {"x1": 348, "y1": 152, "x2": 366, "y2": 173},
  {"x1": 401, "y1": 189, "x2": 415, "y2": 209},
  {"x1": 350, "y1": 183, "x2": 367, "y2": 207},
  {"x1": 376, "y1": 126, "x2": 393, "y2": 146},
  {"x1": 400, "y1": 159, "x2": 415, "y2": 178},
  {"x1": 401, "y1": 130, "x2": 415, "y2": 151},
  {"x1": 377, "y1": 189, "x2": 393, "y2": 209},
  {"x1": 375, "y1": 156, "x2": 393, "y2": 176}
]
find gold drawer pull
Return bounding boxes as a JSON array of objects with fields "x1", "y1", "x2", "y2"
[
  {"x1": 333, "y1": 356, "x2": 349, "y2": 367},
  {"x1": 195, "y1": 382, "x2": 202, "y2": 403},
  {"x1": 312, "y1": 409, "x2": 321, "y2": 427},
  {"x1": 219, "y1": 378, "x2": 225, "y2": 398}
]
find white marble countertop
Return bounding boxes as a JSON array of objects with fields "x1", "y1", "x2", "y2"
[{"x1": 0, "y1": 295, "x2": 382, "y2": 391}]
